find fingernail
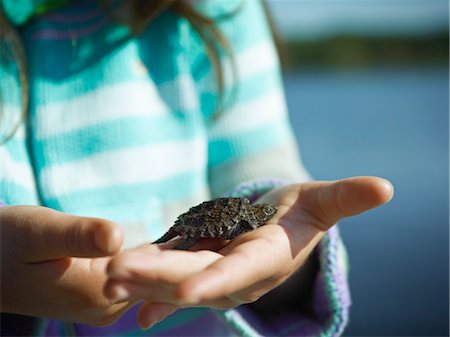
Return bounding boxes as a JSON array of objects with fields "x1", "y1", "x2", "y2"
[
  {"x1": 95, "y1": 224, "x2": 123, "y2": 254},
  {"x1": 109, "y1": 286, "x2": 130, "y2": 304},
  {"x1": 141, "y1": 314, "x2": 170, "y2": 330},
  {"x1": 95, "y1": 227, "x2": 113, "y2": 254},
  {"x1": 140, "y1": 320, "x2": 155, "y2": 330},
  {"x1": 140, "y1": 317, "x2": 160, "y2": 330},
  {"x1": 381, "y1": 179, "x2": 395, "y2": 202}
]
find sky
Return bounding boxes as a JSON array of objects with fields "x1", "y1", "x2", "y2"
[{"x1": 267, "y1": 0, "x2": 449, "y2": 39}]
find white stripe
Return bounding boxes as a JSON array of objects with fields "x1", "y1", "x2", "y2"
[
  {"x1": 209, "y1": 142, "x2": 311, "y2": 197},
  {"x1": 234, "y1": 39, "x2": 278, "y2": 80},
  {"x1": 40, "y1": 138, "x2": 207, "y2": 197},
  {"x1": 210, "y1": 89, "x2": 288, "y2": 138},
  {"x1": 199, "y1": 39, "x2": 278, "y2": 89},
  {"x1": 35, "y1": 81, "x2": 170, "y2": 139},
  {"x1": 0, "y1": 147, "x2": 36, "y2": 191}
]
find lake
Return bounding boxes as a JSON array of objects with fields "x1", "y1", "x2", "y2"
[{"x1": 283, "y1": 66, "x2": 449, "y2": 336}]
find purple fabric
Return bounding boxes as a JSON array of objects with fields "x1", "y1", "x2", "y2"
[{"x1": 40, "y1": 320, "x2": 61, "y2": 336}]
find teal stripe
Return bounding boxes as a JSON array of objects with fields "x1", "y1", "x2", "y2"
[
  {"x1": 33, "y1": 115, "x2": 204, "y2": 164},
  {"x1": 208, "y1": 119, "x2": 293, "y2": 166},
  {"x1": 28, "y1": 13, "x2": 191, "y2": 103},
  {"x1": 43, "y1": 170, "x2": 207, "y2": 211},
  {"x1": 29, "y1": 37, "x2": 143, "y2": 102},
  {"x1": 0, "y1": 181, "x2": 39, "y2": 205}
]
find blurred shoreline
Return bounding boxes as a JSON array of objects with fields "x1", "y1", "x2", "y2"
[{"x1": 279, "y1": 32, "x2": 449, "y2": 70}]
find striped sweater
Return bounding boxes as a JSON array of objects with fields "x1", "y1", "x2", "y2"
[{"x1": 0, "y1": 0, "x2": 350, "y2": 336}]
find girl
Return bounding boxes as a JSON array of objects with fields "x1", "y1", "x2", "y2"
[{"x1": 0, "y1": 0, "x2": 393, "y2": 336}]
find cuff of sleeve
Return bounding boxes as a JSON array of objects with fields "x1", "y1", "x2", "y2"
[
  {"x1": 224, "y1": 177, "x2": 293, "y2": 201},
  {"x1": 213, "y1": 178, "x2": 351, "y2": 337}
]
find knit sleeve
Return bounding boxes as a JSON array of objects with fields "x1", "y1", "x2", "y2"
[
  {"x1": 0, "y1": 38, "x2": 40, "y2": 206},
  {"x1": 193, "y1": 1, "x2": 351, "y2": 336}
]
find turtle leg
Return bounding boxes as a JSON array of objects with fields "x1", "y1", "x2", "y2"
[
  {"x1": 173, "y1": 238, "x2": 197, "y2": 250},
  {"x1": 224, "y1": 220, "x2": 257, "y2": 240}
]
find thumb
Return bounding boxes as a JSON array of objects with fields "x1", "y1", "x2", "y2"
[
  {"x1": 0, "y1": 206, "x2": 124, "y2": 262},
  {"x1": 300, "y1": 176, "x2": 394, "y2": 231}
]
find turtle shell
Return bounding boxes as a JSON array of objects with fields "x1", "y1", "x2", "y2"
[{"x1": 176, "y1": 197, "x2": 252, "y2": 239}]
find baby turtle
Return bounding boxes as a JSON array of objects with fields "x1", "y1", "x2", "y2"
[{"x1": 153, "y1": 197, "x2": 277, "y2": 250}]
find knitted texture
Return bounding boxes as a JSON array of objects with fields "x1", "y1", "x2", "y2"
[{"x1": 226, "y1": 177, "x2": 293, "y2": 201}]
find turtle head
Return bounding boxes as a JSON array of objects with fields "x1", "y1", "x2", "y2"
[{"x1": 252, "y1": 203, "x2": 277, "y2": 225}]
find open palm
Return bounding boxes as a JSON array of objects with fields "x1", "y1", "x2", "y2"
[{"x1": 104, "y1": 176, "x2": 393, "y2": 329}]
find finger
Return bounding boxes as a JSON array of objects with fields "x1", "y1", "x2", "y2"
[
  {"x1": 299, "y1": 176, "x2": 393, "y2": 230},
  {"x1": 182, "y1": 297, "x2": 238, "y2": 309},
  {"x1": 176, "y1": 232, "x2": 293, "y2": 305},
  {"x1": 2, "y1": 206, "x2": 123, "y2": 262},
  {"x1": 105, "y1": 278, "x2": 241, "y2": 309},
  {"x1": 137, "y1": 301, "x2": 178, "y2": 330},
  {"x1": 107, "y1": 247, "x2": 221, "y2": 284},
  {"x1": 105, "y1": 279, "x2": 175, "y2": 304},
  {"x1": 105, "y1": 248, "x2": 222, "y2": 304}
]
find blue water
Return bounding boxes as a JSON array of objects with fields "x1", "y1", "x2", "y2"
[{"x1": 283, "y1": 66, "x2": 449, "y2": 336}]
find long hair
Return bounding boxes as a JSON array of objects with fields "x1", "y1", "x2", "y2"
[{"x1": 0, "y1": 6, "x2": 29, "y2": 143}]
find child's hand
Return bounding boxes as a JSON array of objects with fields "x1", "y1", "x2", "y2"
[
  {"x1": 104, "y1": 176, "x2": 393, "y2": 329},
  {"x1": 0, "y1": 206, "x2": 132, "y2": 326}
]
